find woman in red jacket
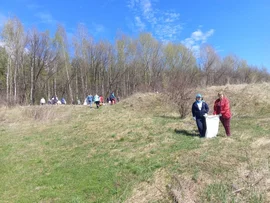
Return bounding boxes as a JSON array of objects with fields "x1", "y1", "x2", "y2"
[{"x1": 213, "y1": 91, "x2": 231, "y2": 136}]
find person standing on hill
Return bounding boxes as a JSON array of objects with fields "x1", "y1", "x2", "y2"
[
  {"x1": 52, "y1": 95, "x2": 58, "y2": 105},
  {"x1": 61, "y1": 97, "x2": 66, "y2": 104},
  {"x1": 110, "y1": 92, "x2": 116, "y2": 104},
  {"x1": 94, "y1": 94, "x2": 100, "y2": 109},
  {"x1": 87, "y1": 94, "x2": 93, "y2": 108},
  {"x1": 192, "y1": 94, "x2": 209, "y2": 137},
  {"x1": 100, "y1": 95, "x2": 104, "y2": 105},
  {"x1": 213, "y1": 91, "x2": 231, "y2": 136}
]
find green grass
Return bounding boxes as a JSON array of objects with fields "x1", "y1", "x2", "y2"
[
  {"x1": 0, "y1": 104, "x2": 201, "y2": 202},
  {"x1": 202, "y1": 182, "x2": 231, "y2": 203},
  {"x1": 0, "y1": 93, "x2": 270, "y2": 202}
]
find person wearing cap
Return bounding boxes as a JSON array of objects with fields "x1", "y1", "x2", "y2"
[
  {"x1": 213, "y1": 91, "x2": 231, "y2": 136},
  {"x1": 192, "y1": 94, "x2": 209, "y2": 137}
]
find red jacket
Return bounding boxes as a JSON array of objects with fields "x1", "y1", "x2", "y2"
[
  {"x1": 100, "y1": 96, "x2": 104, "y2": 103},
  {"x1": 213, "y1": 97, "x2": 231, "y2": 119}
]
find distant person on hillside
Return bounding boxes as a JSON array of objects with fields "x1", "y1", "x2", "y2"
[
  {"x1": 213, "y1": 91, "x2": 231, "y2": 136},
  {"x1": 61, "y1": 98, "x2": 66, "y2": 104},
  {"x1": 110, "y1": 92, "x2": 116, "y2": 105},
  {"x1": 51, "y1": 95, "x2": 58, "y2": 105},
  {"x1": 40, "y1": 97, "x2": 46, "y2": 105},
  {"x1": 94, "y1": 94, "x2": 100, "y2": 109},
  {"x1": 51, "y1": 96, "x2": 54, "y2": 104},
  {"x1": 192, "y1": 94, "x2": 209, "y2": 137},
  {"x1": 100, "y1": 95, "x2": 104, "y2": 105},
  {"x1": 87, "y1": 94, "x2": 93, "y2": 108}
]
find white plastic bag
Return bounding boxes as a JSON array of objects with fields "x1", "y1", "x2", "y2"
[
  {"x1": 83, "y1": 98, "x2": 88, "y2": 105},
  {"x1": 205, "y1": 115, "x2": 220, "y2": 138}
]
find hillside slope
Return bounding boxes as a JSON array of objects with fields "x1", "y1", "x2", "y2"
[
  {"x1": 200, "y1": 82, "x2": 270, "y2": 116},
  {"x1": 0, "y1": 83, "x2": 270, "y2": 203}
]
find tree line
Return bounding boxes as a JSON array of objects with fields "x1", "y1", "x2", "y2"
[{"x1": 0, "y1": 17, "x2": 269, "y2": 106}]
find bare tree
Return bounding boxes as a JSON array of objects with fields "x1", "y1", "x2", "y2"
[
  {"x1": 0, "y1": 47, "x2": 8, "y2": 100},
  {"x1": 0, "y1": 16, "x2": 270, "y2": 106},
  {"x1": 54, "y1": 24, "x2": 73, "y2": 102},
  {"x1": 199, "y1": 45, "x2": 221, "y2": 86},
  {"x1": 164, "y1": 43, "x2": 199, "y2": 118},
  {"x1": 218, "y1": 55, "x2": 239, "y2": 85},
  {"x1": 1, "y1": 17, "x2": 26, "y2": 104},
  {"x1": 28, "y1": 28, "x2": 56, "y2": 104},
  {"x1": 73, "y1": 24, "x2": 93, "y2": 98}
]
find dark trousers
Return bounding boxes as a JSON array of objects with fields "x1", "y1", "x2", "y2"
[
  {"x1": 196, "y1": 117, "x2": 207, "y2": 137},
  {"x1": 220, "y1": 117, "x2": 231, "y2": 136},
  {"x1": 95, "y1": 101, "x2": 100, "y2": 108}
]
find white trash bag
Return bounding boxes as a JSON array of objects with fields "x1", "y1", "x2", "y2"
[
  {"x1": 83, "y1": 98, "x2": 89, "y2": 105},
  {"x1": 205, "y1": 115, "x2": 220, "y2": 138}
]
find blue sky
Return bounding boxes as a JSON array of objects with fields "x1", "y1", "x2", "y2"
[{"x1": 0, "y1": 0, "x2": 269, "y2": 70}]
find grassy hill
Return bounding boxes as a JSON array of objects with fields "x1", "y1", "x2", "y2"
[{"x1": 0, "y1": 83, "x2": 270, "y2": 203}]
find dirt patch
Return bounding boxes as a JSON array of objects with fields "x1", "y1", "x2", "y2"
[{"x1": 167, "y1": 175, "x2": 199, "y2": 203}]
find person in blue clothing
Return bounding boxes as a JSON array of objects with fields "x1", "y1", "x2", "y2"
[
  {"x1": 110, "y1": 92, "x2": 116, "y2": 105},
  {"x1": 87, "y1": 94, "x2": 93, "y2": 108},
  {"x1": 61, "y1": 97, "x2": 66, "y2": 104},
  {"x1": 192, "y1": 93, "x2": 209, "y2": 137}
]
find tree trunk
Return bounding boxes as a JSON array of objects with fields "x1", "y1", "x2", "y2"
[
  {"x1": 30, "y1": 59, "x2": 34, "y2": 105},
  {"x1": 64, "y1": 52, "x2": 73, "y2": 102},
  {"x1": 14, "y1": 58, "x2": 18, "y2": 103},
  {"x1": 47, "y1": 79, "x2": 50, "y2": 102},
  {"x1": 80, "y1": 64, "x2": 85, "y2": 97},
  {"x1": 54, "y1": 77, "x2": 57, "y2": 96},
  {"x1": 6, "y1": 56, "x2": 11, "y2": 103},
  {"x1": 75, "y1": 66, "x2": 78, "y2": 102}
]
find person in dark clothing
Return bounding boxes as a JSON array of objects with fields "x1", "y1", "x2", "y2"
[
  {"x1": 192, "y1": 94, "x2": 209, "y2": 137},
  {"x1": 52, "y1": 95, "x2": 58, "y2": 105}
]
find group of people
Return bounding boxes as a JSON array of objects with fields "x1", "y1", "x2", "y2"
[
  {"x1": 39, "y1": 92, "x2": 119, "y2": 108},
  {"x1": 192, "y1": 91, "x2": 231, "y2": 138},
  {"x1": 40, "y1": 96, "x2": 66, "y2": 105},
  {"x1": 85, "y1": 92, "x2": 118, "y2": 109},
  {"x1": 86, "y1": 94, "x2": 103, "y2": 109},
  {"x1": 40, "y1": 91, "x2": 229, "y2": 137}
]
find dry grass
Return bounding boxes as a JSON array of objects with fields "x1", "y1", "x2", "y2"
[
  {"x1": 125, "y1": 169, "x2": 170, "y2": 203},
  {"x1": 0, "y1": 105, "x2": 76, "y2": 125},
  {"x1": 124, "y1": 83, "x2": 270, "y2": 202},
  {"x1": 198, "y1": 82, "x2": 270, "y2": 116}
]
